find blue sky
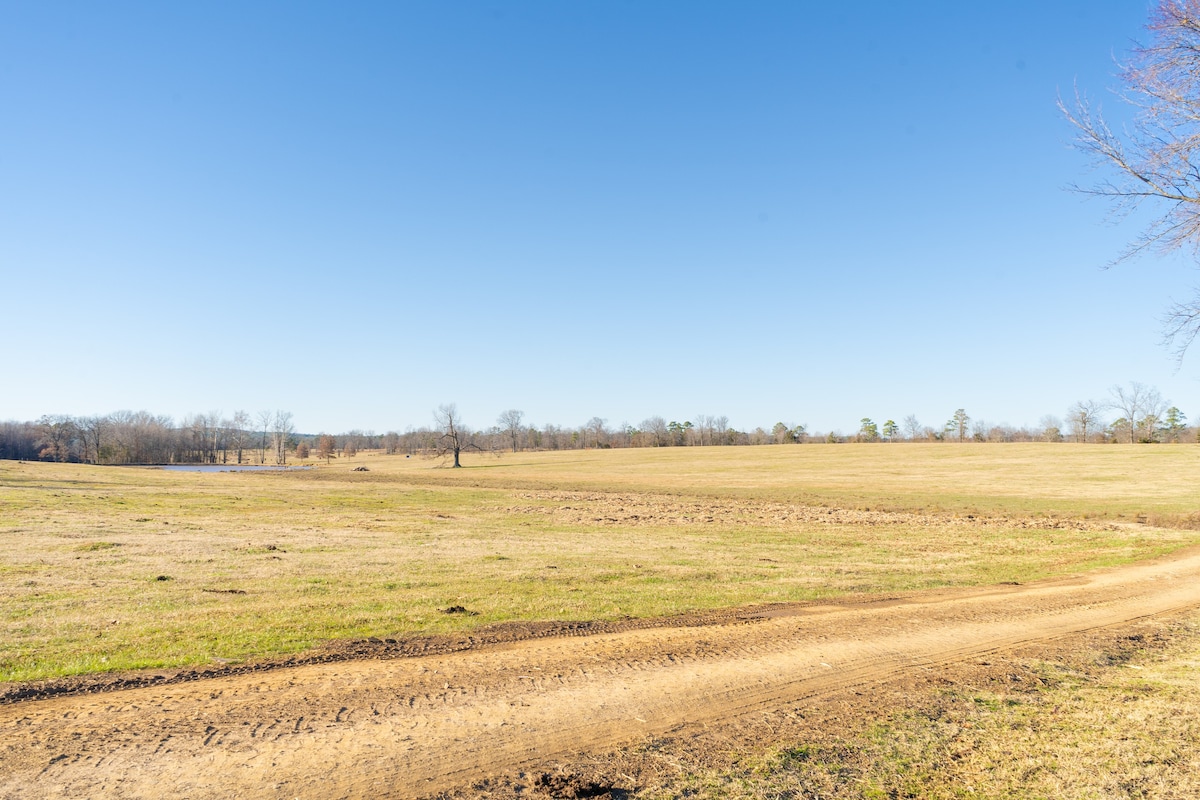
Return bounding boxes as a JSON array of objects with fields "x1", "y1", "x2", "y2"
[{"x1": 3, "y1": 1, "x2": 1196, "y2": 435}]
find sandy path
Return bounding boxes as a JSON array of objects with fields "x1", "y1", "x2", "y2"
[{"x1": 4, "y1": 549, "x2": 1200, "y2": 799}]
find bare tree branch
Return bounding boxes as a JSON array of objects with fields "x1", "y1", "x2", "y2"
[{"x1": 1065, "y1": 1, "x2": 1200, "y2": 357}]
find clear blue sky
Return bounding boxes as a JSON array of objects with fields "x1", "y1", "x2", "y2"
[{"x1": 3, "y1": 1, "x2": 1196, "y2": 435}]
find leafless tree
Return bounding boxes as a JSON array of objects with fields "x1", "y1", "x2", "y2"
[
  {"x1": 771, "y1": 422, "x2": 791, "y2": 444},
  {"x1": 435, "y1": 403, "x2": 478, "y2": 467},
  {"x1": 902, "y1": 415, "x2": 922, "y2": 441},
  {"x1": 1039, "y1": 415, "x2": 1065, "y2": 442},
  {"x1": 1108, "y1": 382, "x2": 1167, "y2": 442},
  {"x1": 36, "y1": 415, "x2": 77, "y2": 462},
  {"x1": 585, "y1": 417, "x2": 609, "y2": 448},
  {"x1": 497, "y1": 409, "x2": 525, "y2": 452},
  {"x1": 713, "y1": 415, "x2": 730, "y2": 445},
  {"x1": 1067, "y1": 400, "x2": 1104, "y2": 442},
  {"x1": 1062, "y1": 0, "x2": 1200, "y2": 359},
  {"x1": 228, "y1": 410, "x2": 251, "y2": 464},
  {"x1": 1140, "y1": 398, "x2": 1170, "y2": 442},
  {"x1": 256, "y1": 410, "x2": 274, "y2": 464},
  {"x1": 640, "y1": 416, "x2": 668, "y2": 447},
  {"x1": 77, "y1": 415, "x2": 107, "y2": 464},
  {"x1": 271, "y1": 411, "x2": 294, "y2": 465},
  {"x1": 0, "y1": 420, "x2": 40, "y2": 460}
]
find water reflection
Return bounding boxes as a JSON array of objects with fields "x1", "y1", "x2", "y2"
[{"x1": 155, "y1": 465, "x2": 311, "y2": 473}]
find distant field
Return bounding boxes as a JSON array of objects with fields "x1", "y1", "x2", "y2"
[{"x1": 2, "y1": 444, "x2": 1198, "y2": 683}]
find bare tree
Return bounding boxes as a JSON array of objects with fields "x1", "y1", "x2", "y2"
[
  {"x1": 1067, "y1": 400, "x2": 1104, "y2": 442},
  {"x1": 713, "y1": 415, "x2": 730, "y2": 445},
  {"x1": 1062, "y1": 1, "x2": 1200, "y2": 358},
  {"x1": 497, "y1": 409, "x2": 524, "y2": 453},
  {"x1": 36, "y1": 415, "x2": 77, "y2": 462},
  {"x1": 1039, "y1": 415, "x2": 1065, "y2": 442},
  {"x1": 585, "y1": 417, "x2": 609, "y2": 448},
  {"x1": 771, "y1": 422, "x2": 791, "y2": 444},
  {"x1": 435, "y1": 403, "x2": 478, "y2": 467},
  {"x1": 77, "y1": 415, "x2": 107, "y2": 464},
  {"x1": 640, "y1": 416, "x2": 668, "y2": 447},
  {"x1": 1140, "y1": 396, "x2": 1170, "y2": 442},
  {"x1": 1109, "y1": 382, "x2": 1166, "y2": 443},
  {"x1": 271, "y1": 411, "x2": 294, "y2": 465},
  {"x1": 256, "y1": 410, "x2": 274, "y2": 464},
  {"x1": 228, "y1": 410, "x2": 251, "y2": 464}
]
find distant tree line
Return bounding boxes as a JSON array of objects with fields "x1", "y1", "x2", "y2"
[
  {"x1": 0, "y1": 410, "x2": 296, "y2": 465},
  {"x1": 2, "y1": 383, "x2": 1194, "y2": 465}
]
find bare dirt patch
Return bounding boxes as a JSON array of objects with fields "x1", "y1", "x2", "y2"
[
  {"x1": 3, "y1": 548, "x2": 1200, "y2": 799},
  {"x1": 504, "y1": 490, "x2": 1121, "y2": 531}
]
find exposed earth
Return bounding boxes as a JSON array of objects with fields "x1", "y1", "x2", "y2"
[{"x1": 3, "y1": 547, "x2": 1200, "y2": 799}]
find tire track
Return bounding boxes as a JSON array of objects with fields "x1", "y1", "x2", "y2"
[{"x1": 3, "y1": 549, "x2": 1200, "y2": 799}]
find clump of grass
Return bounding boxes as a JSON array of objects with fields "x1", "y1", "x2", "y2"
[{"x1": 74, "y1": 541, "x2": 122, "y2": 552}]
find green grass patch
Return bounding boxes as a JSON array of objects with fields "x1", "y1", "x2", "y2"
[{"x1": 2, "y1": 446, "x2": 1199, "y2": 682}]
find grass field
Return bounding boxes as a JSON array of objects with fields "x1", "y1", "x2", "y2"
[
  {"x1": 642, "y1": 613, "x2": 1200, "y2": 799},
  {"x1": 2, "y1": 443, "x2": 1199, "y2": 683}
]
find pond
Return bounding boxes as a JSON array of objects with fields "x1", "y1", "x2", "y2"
[{"x1": 154, "y1": 465, "x2": 311, "y2": 473}]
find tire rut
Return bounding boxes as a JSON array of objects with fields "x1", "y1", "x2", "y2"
[{"x1": 3, "y1": 548, "x2": 1200, "y2": 799}]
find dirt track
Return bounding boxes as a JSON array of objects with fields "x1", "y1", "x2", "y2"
[{"x1": 4, "y1": 548, "x2": 1200, "y2": 799}]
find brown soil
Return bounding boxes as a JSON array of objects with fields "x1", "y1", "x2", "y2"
[{"x1": 3, "y1": 547, "x2": 1200, "y2": 799}]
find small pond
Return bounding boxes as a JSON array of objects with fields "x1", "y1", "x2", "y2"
[{"x1": 155, "y1": 465, "x2": 311, "y2": 473}]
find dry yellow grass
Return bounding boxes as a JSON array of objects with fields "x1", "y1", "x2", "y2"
[
  {"x1": 643, "y1": 612, "x2": 1200, "y2": 799},
  {"x1": 2, "y1": 443, "x2": 1198, "y2": 682},
  {"x1": 384, "y1": 442, "x2": 1200, "y2": 523}
]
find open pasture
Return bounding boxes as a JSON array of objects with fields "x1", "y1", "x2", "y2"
[{"x1": 2, "y1": 444, "x2": 1198, "y2": 683}]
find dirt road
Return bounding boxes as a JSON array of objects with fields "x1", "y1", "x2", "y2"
[{"x1": 4, "y1": 548, "x2": 1200, "y2": 799}]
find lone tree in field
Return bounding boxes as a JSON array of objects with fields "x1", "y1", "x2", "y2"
[
  {"x1": 435, "y1": 403, "x2": 478, "y2": 467},
  {"x1": 1062, "y1": 0, "x2": 1200, "y2": 358}
]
